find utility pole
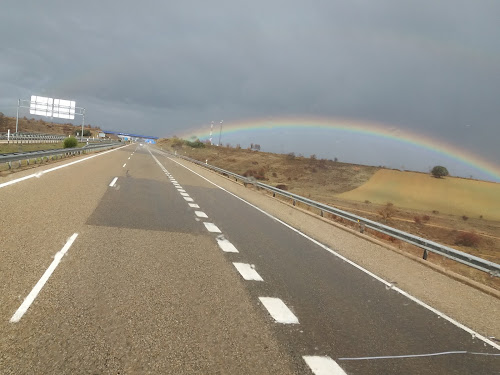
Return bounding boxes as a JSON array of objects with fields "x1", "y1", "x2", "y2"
[{"x1": 218, "y1": 120, "x2": 223, "y2": 146}]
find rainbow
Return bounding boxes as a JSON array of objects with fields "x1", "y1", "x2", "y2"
[{"x1": 174, "y1": 116, "x2": 500, "y2": 182}]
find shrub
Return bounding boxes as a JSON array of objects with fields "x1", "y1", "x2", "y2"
[
  {"x1": 272, "y1": 172, "x2": 277, "y2": 177},
  {"x1": 185, "y1": 139, "x2": 205, "y2": 148},
  {"x1": 276, "y1": 184, "x2": 288, "y2": 190},
  {"x1": 422, "y1": 215, "x2": 430, "y2": 222},
  {"x1": 432, "y1": 210, "x2": 439, "y2": 214},
  {"x1": 431, "y1": 165, "x2": 449, "y2": 178},
  {"x1": 462, "y1": 215, "x2": 469, "y2": 221},
  {"x1": 414, "y1": 216, "x2": 422, "y2": 224},
  {"x1": 378, "y1": 202, "x2": 395, "y2": 222},
  {"x1": 63, "y1": 137, "x2": 78, "y2": 148},
  {"x1": 455, "y1": 232, "x2": 480, "y2": 247},
  {"x1": 286, "y1": 152, "x2": 295, "y2": 160},
  {"x1": 364, "y1": 200, "x2": 371, "y2": 204}
]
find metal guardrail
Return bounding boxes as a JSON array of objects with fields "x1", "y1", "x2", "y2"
[
  {"x1": 0, "y1": 143, "x2": 119, "y2": 166},
  {"x1": 159, "y1": 149, "x2": 500, "y2": 277},
  {"x1": 0, "y1": 132, "x2": 118, "y2": 143}
]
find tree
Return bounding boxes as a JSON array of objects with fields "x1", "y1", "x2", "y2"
[{"x1": 431, "y1": 165, "x2": 449, "y2": 178}]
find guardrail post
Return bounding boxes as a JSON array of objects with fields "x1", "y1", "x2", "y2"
[
  {"x1": 423, "y1": 249, "x2": 428, "y2": 260},
  {"x1": 26, "y1": 159, "x2": 29, "y2": 166},
  {"x1": 292, "y1": 199, "x2": 296, "y2": 206},
  {"x1": 8, "y1": 161, "x2": 12, "y2": 169},
  {"x1": 359, "y1": 222, "x2": 365, "y2": 233},
  {"x1": 320, "y1": 210, "x2": 324, "y2": 217}
]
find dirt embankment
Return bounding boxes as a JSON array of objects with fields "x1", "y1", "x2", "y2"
[{"x1": 0, "y1": 113, "x2": 101, "y2": 136}]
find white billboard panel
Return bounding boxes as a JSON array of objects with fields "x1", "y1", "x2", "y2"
[
  {"x1": 53, "y1": 99, "x2": 76, "y2": 119},
  {"x1": 30, "y1": 95, "x2": 53, "y2": 116}
]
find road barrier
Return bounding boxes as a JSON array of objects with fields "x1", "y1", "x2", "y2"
[
  {"x1": 0, "y1": 143, "x2": 120, "y2": 168},
  {"x1": 158, "y1": 149, "x2": 500, "y2": 277}
]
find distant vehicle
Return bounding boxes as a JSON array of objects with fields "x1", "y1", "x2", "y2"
[{"x1": 140, "y1": 143, "x2": 143, "y2": 146}]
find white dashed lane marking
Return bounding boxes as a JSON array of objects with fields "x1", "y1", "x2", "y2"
[
  {"x1": 109, "y1": 177, "x2": 118, "y2": 187},
  {"x1": 180, "y1": 192, "x2": 190, "y2": 197},
  {"x1": 233, "y1": 263, "x2": 264, "y2": 281},
  {"x1": 203, "y1": 222, "x2": 221, "y2": 233},
  {"x1": 258, "y1": 297, "x2": 299, "y2": 324},
  {"x1": 184, "y1": 197, "x2": 194, "y2": 202},
  {"x1": 188, "y1": 203, "x2": 200, "y2": 208},
  {"x1": 177, "y1": 189, "x2": 186, "y2": 192},
  {"x1": 216, "y1": 237, "x2": 239, "y2": 253},
  {"x1": 122, "y1": 163, "x2": 126, "y2": 167},
  {"x1": 194, "y1": 211, "x2": 208, "y2": 218},
  {"x1": 10, "y1": 233, "x2": 79, "y2": 323},
  {"x1": 303, "y1": 356, "x2": 347, "y2": 375}
]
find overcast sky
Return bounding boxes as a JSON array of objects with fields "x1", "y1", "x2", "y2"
[{"x1": 1, "y1": 1, "x2": 499, "y2": 180}]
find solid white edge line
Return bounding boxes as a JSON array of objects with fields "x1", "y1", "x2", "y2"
[
  {"x1": 0, "y1": 145, "x2": 128, "y2": 189},
  {"x1": 233, "y1": 262, "x2": 264, "y2": 281},
  {"x1": 10, "y1": 233, "x2": 79, "y2": 323},
  {"x1": 216, "y1": 237, "x2": 239, "y2": 253},
  {"x1": 162, "y1": 152, "x2": 500, "y2": 351},
  {"x1": 303, "y1": 356, "x2": 347, "y2": 375},
  {"x1": 258, "y1": 297, "x2": 299, "y2": 324},
  {"x1": 203, "y1": 222, "x2": 221, "y2": 233},
  {"x1": 109, "y1": 177, "x2": 118, "y2": 187}
]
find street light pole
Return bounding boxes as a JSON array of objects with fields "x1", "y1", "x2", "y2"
[
  {"x1": 218, "y1": 120, "x2": 223, "y2": 146},
  {"x1": 81, "y1": 108, "x2": 85, "y2": 142}
]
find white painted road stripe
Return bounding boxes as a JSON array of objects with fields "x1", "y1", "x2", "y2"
[
  {"x1": 10, "y1": 233, "x2": 79, "y2": 323},
  {"x1": 216, "y1": 237, "x2": 239, "y2": 253},
  {"x1": 177, "y1": 189, "x2": 185, "y2": 192},
  {"x1": 259, "y1": 297, "x2": 299, "y2": 324},
  {"x1": 180, "y1": 192, "x2": 190, "y2": 197},
  {"x1": 233, "y1": 263, "x2": 264, "y2": 281},
  {"x1": 195, "y1": 211, "x2": 208, "y2": 218},
  {"x1": 109, "y1": 177, "x2": 118, "y2": 187},
  {"x1": 203, "y1": 222, "x2": 221, "y2": 233},
  {"x1": 122, "y1": 163, "x2": 126, "y2": 167},
  {"x1": 303, "y1": 356, "x2": 347, "y2": 375},
  {"x1": 0, "y1": 145, "x2": 128, "y2": 190},
  {"x1": 163, "y1": 153, "x2": 500, "y2": 351},
  {"x1": 183, "y1": 197, "x2": 194, "y2": 202},
  {"x1": 188, "y1": 203, "x2": 200, "y2": 208},
  {"x1": 128, "y1": 157, "x2": 130, "y2": 160}
]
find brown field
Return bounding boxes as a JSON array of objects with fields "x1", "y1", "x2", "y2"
[{"x1": 157, "y1": 138, "x2": 500, "y2": 289}]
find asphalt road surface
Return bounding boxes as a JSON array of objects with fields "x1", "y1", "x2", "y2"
[{"x1": 0, "y1": 144, "x2": 498, "y2": 374}]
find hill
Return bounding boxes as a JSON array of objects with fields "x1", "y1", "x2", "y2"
[
  {"x1": 0, "y1": 113, "x2": 101, "y2": 137},
  {"x1": 339, "y1": 169, "x2": 500, "y2": 221}
]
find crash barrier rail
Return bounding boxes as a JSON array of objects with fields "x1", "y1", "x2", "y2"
[
  {"x1": 158, "y1": 149, "x2": 500, "y2": 277},
  {"x1": 0, "y1": 132, "x2": 118, "y2": 143},
  {"x1": 0, "y1": 143, "x2": 120, "y2": 168}
]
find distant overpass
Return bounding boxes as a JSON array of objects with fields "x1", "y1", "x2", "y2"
[{"x1": 102, "y1": 130, "x2": 158, "y2": 144}]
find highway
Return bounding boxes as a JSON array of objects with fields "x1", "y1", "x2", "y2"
[{"x1": 0, "y1": 144, "x2": 499, "y2": 374}]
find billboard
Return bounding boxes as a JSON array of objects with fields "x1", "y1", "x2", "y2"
[{"x1": 29, "y1": 95, "x2": 76, "y2": 120}]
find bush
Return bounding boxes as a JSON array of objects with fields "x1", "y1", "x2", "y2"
[
  {"x1": 377, "y1": 202, "x2": 395, "y2": 222},
  {"x1": 462, "y1": 215, "x2": 469, "y2": 221},
  {"x1": 286, "y1": 152, "x2": 295, "y2": 160},
  {"x1": 431, "y1": 165, "x2": 449, "y2": 178},
  {"x1": 185, "y1": 139, "x2": 205, "y2": 148},
  {"x1": 455, "y1": 232, "x2": 480, "y2": 247},
  {"x1": 422, "y1": 215, "x2": 430, "y2": 222},
  {"x1": 63, "y1": 137, "x2": 78, "y2": 148},
  {"x1": 272, "y1": 172, "x2": 277, "y2": 177},
  {"x1": 414, "y1": 216, "x2": 422, "y2": 224}
]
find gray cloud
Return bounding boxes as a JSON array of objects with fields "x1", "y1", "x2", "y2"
[{"x1": 1, "y1": 0, "x2": 499, "y2": 178}]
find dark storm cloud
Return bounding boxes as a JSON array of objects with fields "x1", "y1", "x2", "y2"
[{"x1": 1, "y1": 0, "x2": 499, "y2": 173}]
